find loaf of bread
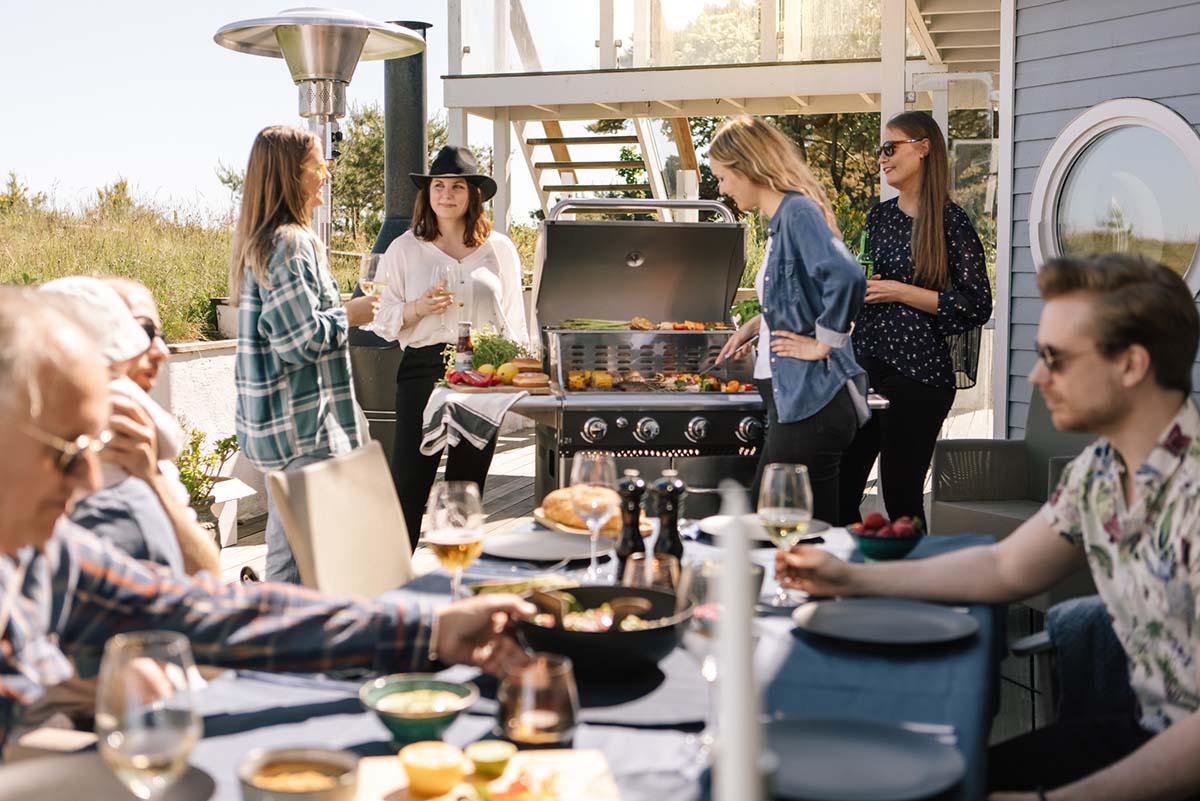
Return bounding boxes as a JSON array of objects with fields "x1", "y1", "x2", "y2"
[
  {"x1": 511, "y1": 356, "x2": 543, "y2": 373},
  {"x1": 541, "y1": 486, "x2": 622, "y2": 534},
  {"x1": 512, "y1": 371, "x2": 550, "y2": 388}
]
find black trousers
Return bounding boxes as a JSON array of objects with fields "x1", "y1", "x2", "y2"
[
  {"x1": 751, "y1": 381, "x2": 859, "y2": 525},
  {"x1": 391, "y1": 343, "x2": 498, "y2": 551},
  {"x1": 837, "y1": 355, "x2": 956, "y2": 526},
  {"x1": 988, "y1": 716, "x2": 1155, "y2": 793}
]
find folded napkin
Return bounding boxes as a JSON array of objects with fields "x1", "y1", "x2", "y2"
[{"x1": 420, "y1": 386, "x2": 528, "y2": 455}]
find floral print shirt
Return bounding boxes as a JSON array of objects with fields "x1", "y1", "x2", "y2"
[{"x1": 1042, "y1": 400, "x2": 1200, "y2": 731}]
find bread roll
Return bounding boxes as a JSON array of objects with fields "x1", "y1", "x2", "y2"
[
  {"x1": 542, "y1": 487, "x2": 621, "y2": 534},
  {"x1": 511, "y1": 356, "x2": 543, "y2": 373},
  {"x1": 512, "y1": 372, "x2": 550, "y2": 388}
]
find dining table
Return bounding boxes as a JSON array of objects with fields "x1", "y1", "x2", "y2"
[{"x1": 174, "y1": 526, "x2": 1003, "y2": 801}]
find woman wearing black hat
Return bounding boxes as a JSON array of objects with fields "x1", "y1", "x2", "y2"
[{"x1": 373, "y1": 146, "x2": 529, "y2": 549}]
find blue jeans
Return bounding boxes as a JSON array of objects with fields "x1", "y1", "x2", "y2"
[{"x1": 264, "y1": 454, "x2": 326, "y2": 584}]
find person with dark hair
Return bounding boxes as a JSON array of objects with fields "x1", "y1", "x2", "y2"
[
  {"x1": 838, "y1": 111, "x2": 992, "y2": 527},
  {"x1": 373, "y1": 146, "x2": 528, "y2": 549},
  {"x1": 779, "y1": 253, "x2": 1200, "y2": 799},
  {"x1": 228, "y1": 125, "x2": 381, "y2": 583}
]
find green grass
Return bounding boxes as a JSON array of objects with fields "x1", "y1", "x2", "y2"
[{"x1": 0, "y1": 204, "x2": 232, "y2": 342}]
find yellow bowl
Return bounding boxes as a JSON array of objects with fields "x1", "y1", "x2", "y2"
[{"x1": 399, "y1": 741, "x2": 468, "y2": 796}]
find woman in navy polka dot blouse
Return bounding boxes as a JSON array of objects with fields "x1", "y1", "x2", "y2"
[{"x1": 838, "y1": 112, "x2": 992, "y2": 527}]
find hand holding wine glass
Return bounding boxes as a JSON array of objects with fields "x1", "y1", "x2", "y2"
[
  {"x1": 426, "y1": 480, "x2": 486, "y2": 600},
  {"x1": 96, "y1": 631, "x2": 202, "y2": 801},
  {"x1": 569, "y1": 452, "x2": 619, "y2": 583},
  {"x1": 758, "y1": 463, "x2": 813, "y2": 607}
]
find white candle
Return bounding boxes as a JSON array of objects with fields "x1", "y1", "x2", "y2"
[{"x1": 715, "y1": 479, "x2": 763, "y2": 801}]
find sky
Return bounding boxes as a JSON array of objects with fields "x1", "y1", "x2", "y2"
[{"x1": 0, "y1": 1, "x2": 530, "y2": 221}]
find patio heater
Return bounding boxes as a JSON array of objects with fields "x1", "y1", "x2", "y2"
[{"x1": 214, "y1": 7, "x2": 425, "y2": 246}]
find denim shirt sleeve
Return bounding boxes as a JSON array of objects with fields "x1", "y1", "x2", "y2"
[{"x1": 785, "y1": 200, "x2": 866, "y2": 347}]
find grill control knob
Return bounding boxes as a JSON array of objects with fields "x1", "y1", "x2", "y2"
[
  {"x1": 581, "y1": 417, "x2": 608, "y2": 444},
  {"x1": 615, "y1": 417, "x2": 629, "y2": 429},
  {"x1": 736, "y1": 416, "x2": 764, "y2": 444},
  {"x1": 633, "y1": 417, "x2": 661, "y2": 443},
  {"x1": 685, "y1": 416, "x2": 710, "y2": 443}
]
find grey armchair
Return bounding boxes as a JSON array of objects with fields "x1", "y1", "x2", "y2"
[{"x1": 929, "y1": 388, "x2": 1096, "y2": 611}]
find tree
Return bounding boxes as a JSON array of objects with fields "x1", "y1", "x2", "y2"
[
  {"x1": 215, "y1": 161, "x2": 244, "y2": 203},
  {"x1": 331, "y1": 103, "x2": 386, "y2": 243}
]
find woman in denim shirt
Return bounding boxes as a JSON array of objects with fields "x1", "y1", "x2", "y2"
[{"x1": 713, "y1": 117, "x2": 869, "y2": 522}]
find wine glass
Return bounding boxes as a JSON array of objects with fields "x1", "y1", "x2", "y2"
[
  {"x1": 497, "y1": 653, "x2": 580, "y2": 748},
  {"x1": 621, "y1": 553, "x2": 680, "y2": 592},
  {"x1": 569, "y1": 452, "x2": 619, "y2": 582},
  {"x1": 432, "y1": 263, "x2": 456, "y2": 303},
  {"x1": 678, "y1": 560, "x2": 720, "y2": 756},
  {"x1": 757, "y1": 463, "x2": 813, "y2": 607},
  {"x1": 95, "y1": 631, "x2": 202, "y2": 801},
  {"x1": 426, "y1": 480, "x2": 486, "y2": 600},
  {"x1": 359, "y1": 253, "x2": 385, "y2": 296}
]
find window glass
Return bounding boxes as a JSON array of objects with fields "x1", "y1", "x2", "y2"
[{"x1": 1056, "y1": 126, "x2": 1200, "y2": 276}]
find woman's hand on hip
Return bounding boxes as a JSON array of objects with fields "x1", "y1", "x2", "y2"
[
  {"x1": 864, "y1": 276, "x2": 910, "y2": 305},
  {"x1": 770, "y1": 331, "x2": 832, "y2": 361},
  {"x1": 344, "y1": 294, "x2": 380, "y2": 327},
  {"x1": 414, "y1": 285, "x2": 454, "y2": 318}
]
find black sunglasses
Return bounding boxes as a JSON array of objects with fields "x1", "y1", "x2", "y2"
[
  {"x1": 1035, "y1": 343, "x2": 1093, "y2": 374},
  {"x1": 874, "y1": 138, "x2": 926, "y2": 159},
  {"x1": 137, "y1": 317, "x2": 167, "y2": 345},
  {"x1": 22, "y1": 423, "x2": 113, "y2": 475}
]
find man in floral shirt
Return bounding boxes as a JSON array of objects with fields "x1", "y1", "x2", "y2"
[{"x1": 779, "y1": 253, "x2": 1200, "y2": 800}]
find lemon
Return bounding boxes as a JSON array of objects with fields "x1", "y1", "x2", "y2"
[
  {"x1": 399, "y1": 741, "x2": 467, "y2": 796},
  {"x1": 465, "y1": 740, "x2": 516, "y2": 779},
  {"x1": 477, "y1": 364, "x2": 496, "y2": 376},
  {"x1": 496, "y1": 363, "x2": 519, "y2": 385}
]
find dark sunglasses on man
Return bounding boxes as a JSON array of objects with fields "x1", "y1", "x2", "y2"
[
  {"x1": 874, "y1": 138, "x2": 927, "y2": 159},
  {"x1": 22, "y1": 423, "x2": 113, "y2": 475},
  {"x1": 136, "y1": 317, "x2": 167, "y2": 345}
]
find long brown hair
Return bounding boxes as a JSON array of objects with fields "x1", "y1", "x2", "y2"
[
  {"x1": 411, "y1": 181, "x2": 492, "y2": 246},
  {"x1": 227, "y1": 125, "x2": 321, "y2": 305},
  {"x1": 708, "y1": 115, "x2": 841, "y2": 236},
  {"x1": 886, "y1": 111, "x2": 950, "y2": 290}
]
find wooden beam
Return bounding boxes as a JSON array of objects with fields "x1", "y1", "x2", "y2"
[
  {"x1": 657, "y1": 99, "x2": 683, "y2": 112},
  {"x1": 940, "y1": 47, "x2": 1000, "y2": 62},
  {"x1": 538, "y1": 121, "x2": 576, "y2": 184},
  {"x1": 526, "y1": 135, "x2": 638, "y2": 145},
  {"x1": 543, "y1": 183, "x2": 650, "y2": 192},
  {"x1": 858, "y1": 92, "x2": 877, "y2": 105},
  {"x1": 926, "y1": 12, "x2": 1000, "y2": 32},
  {"x1": 906, "y1": 0, "x2": 942, "y2": 66},
  {"x1": 529, "y1": 103, "x2": 558, "y2": 114},
  {"x1": 534, "y1": 160, "x2": 644, "y2": 169},
  {"x1": 594, "y1": 101, "x2": 622, "y2": 113},
  {"x1": 720, "y1": 97, "x2": 745, "y2": 109},
  {"x1": 669, "y1": 118, "x2": 698, "y2": 172},
  {"x1": 932, "y1": 30, "x2": 1000, "y2": 48},
  {"x1": 789, "y1": 94, "x2": 809, "y2": 107},
  {"x1": 513, "y1": 121, "x2": 549, "y2": 216},
  {"x1": 920, "y1": 0, "x2": 999, "y2": 13}
]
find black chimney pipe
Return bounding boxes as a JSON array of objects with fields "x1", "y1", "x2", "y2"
[
  {"x1": 351, "y1": 19, "x2": 430, "y2": 349},
  {"x1": 374, "y1": 19, "x2": 431, "y2": 254}
]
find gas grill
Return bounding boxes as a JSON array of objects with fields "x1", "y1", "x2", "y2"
[{"x1": 514, "y1": 198, "x2": 763, "y2": 518}]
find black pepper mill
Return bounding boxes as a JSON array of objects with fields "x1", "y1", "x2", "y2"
[
  {"x1": 651, "y1": 469, "x2": 687, "y2": 562},
  {"x1": 616, "y1": 469, "x2": 647, "y2": 580}
]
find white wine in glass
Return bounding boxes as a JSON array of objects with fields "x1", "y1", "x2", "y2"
[
  {"x1": 359, "y1": 253, "x2": 387, "y2": 296},
  {"x1": 427, "y1": 480, "x2": 485, "y2": 600},
  {"x1": 431, "y1": 263, "x2": 456, "y2": 302},
  {"x1": 758, "y1": 463, "x2": 813, "y2": 607},
  {"x1": 96, "y1": 631, "x2": 202, "y2": 801},
  {"x1": 569, "y1": 452, "x2": 619, "y2": 583}
]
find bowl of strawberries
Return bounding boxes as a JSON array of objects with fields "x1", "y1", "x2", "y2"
[{"x1": 848, "y1": 512, "x2": 925, "y2": 561}]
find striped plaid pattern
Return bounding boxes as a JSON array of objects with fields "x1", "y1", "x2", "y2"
[
  {"x1": 0, "y1": 520, "x2": 431, "y2": 753},
  {"x1": 235, "y1": 231, "x2": 364, "y2": 471}
]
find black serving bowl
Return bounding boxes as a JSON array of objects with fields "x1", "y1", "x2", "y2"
[{"x1": 517, "y1": 585, "x2": 692, "y2": 677}]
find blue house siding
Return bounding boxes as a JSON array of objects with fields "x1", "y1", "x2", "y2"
[{"x1": 1007, "y1": 0, "x2": 1200, "y2": 437}]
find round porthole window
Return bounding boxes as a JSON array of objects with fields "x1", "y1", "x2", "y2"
[{"x1": 1029, "y1": 98, "x2": 1200, "y2": 293}]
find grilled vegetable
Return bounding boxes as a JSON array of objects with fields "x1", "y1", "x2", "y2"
[
  {"x1": 560, "y1": 318, "x2": 629, "y2": 330},
  {"x1": 630, "y1": 316, "x2": 654, "y2": 330}
]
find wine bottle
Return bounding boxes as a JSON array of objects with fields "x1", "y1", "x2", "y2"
[
  {"x1": 651, "y1": 469, "x2": 686, "y2": 562},
  {"x1": 454, "y1": 321, "x2": 473, "y2": 372},
  {"x1": 857, "y1": 229, "x2": 874, "y2": 280},
  {"x1": 616, "y1": 469, "x2": 647, "y2": 580}
]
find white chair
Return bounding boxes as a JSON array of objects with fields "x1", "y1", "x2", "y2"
[{"x1": 267, "y1": 441, "x2": 414, "y2": 597}]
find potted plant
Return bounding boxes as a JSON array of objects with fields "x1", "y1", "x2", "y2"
[{"x1": 176, "y1": 427, "x2": 255, "y2": 547}]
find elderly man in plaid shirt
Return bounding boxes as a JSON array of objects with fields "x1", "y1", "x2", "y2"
[{"x1": 0, "y1": 287, "x2": 532, "y2": 753}]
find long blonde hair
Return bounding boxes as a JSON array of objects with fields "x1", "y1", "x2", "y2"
[
  {"x1": 227, "y1": 125, "x2": 320, "y2": 306},
  {"x1": 708, "y1": 115, "x2": 841, "y2": 236}
]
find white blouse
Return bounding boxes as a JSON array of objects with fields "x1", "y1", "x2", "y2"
[{"x1": 372, "y1": 230, "x2": 529, "y2": 350}]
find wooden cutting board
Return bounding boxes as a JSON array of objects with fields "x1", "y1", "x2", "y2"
[
  {"x1": 533, "y1": 507, "x2": 652, "y2": 538},
  {"x1": 355, "y1": 749, "x2": 621, "y2": 800},
  {"x1": 445, "y1": 384, "x2": 552, "y2": 395}
]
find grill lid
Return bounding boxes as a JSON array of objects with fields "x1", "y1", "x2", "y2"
[{"x1": 532, "y1": 201, "x2": 746, "y2": 329}]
